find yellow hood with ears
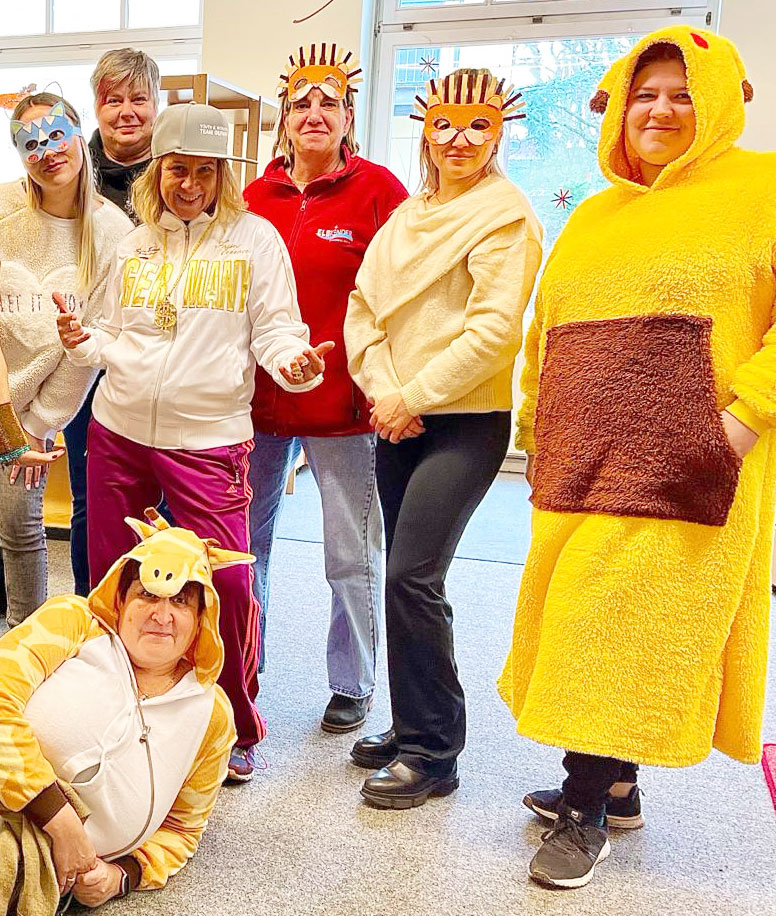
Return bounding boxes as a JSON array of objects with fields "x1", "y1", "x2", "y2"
[
  {"x1": 592, "y1": 26, "x2": 752, "y2": 190},
  {"x1": 87, "y1": 509, "x2": 255, "y2": 689}
]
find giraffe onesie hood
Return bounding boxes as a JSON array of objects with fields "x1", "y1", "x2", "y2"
[
  {"x1": 0, "y1": 513, "x2": 252, "y2": 890},
  {"x1": 498, "y1": 27, "x2": 776, "y2": 766}
]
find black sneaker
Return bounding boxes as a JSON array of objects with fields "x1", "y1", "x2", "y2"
[
  {"x1": 524, "y1": 784, "x2": 643, "y2": 829},
  {"x1": 529, "y1": 802, "x2": 610, "y2": 889}
]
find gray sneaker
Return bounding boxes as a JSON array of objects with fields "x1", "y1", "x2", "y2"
[{"x1": 529, "y1": 802, "x2": 611, "y2": 889}]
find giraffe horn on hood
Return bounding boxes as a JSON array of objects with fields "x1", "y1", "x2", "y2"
[{"x1": 145, "y1": 507, "x2": 171, "y2": 530}]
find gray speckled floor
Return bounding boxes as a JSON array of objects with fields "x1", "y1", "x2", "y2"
[{"x1": 40, "y1": 471, "x2": 776, "y2": 915}]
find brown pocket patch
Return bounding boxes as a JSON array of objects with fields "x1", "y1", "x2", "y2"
[{"x1": 532, "y1": 314, "x2": 740, "y2": 527}]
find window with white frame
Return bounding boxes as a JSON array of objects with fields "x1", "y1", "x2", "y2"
[{"x1": 0, "y1": 0, "x2": 202, "y2": 181}]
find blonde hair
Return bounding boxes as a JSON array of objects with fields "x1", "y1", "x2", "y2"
[
  {"x1": 91, "y1": 47, "x2": 160, "y2": 107},
  {"x1": 130, "y1": 156, "x2": 245, "y2": 233},
  {"x1": 11, "y1": 92, "x2": 100, "y2": 291},
  {"x1": 273, "y1": 88, "x2": 359, "y2": 168},
  {"x1": 417, "y1": 68, "x2": 505, "y2": 194}
]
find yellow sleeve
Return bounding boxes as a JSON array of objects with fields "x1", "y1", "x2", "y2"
[
  {"x1": 399, "y1": 223, "x2": 542, "y2": 415},
  {"x1": 515, "y1": 287, "x2": 545, "y2": 454},
  {"x1": 0, "y1": 598, "x2": 98, "y2": 812},
  {"x1": 127, "y1": 687, "x2": 236, "y2": 890},
  {"x1": 729, "y1": 315, "x2": 776, "y2": 434}
]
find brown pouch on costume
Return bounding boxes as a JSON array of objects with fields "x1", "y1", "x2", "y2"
[{"x1": 531, "y1": 314, "x2": 741, "y2": 527}]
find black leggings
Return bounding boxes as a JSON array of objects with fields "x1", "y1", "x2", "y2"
[
  {"x1": 562, "y1": 751, "x2": 639, "y2": 817},
  {"x1": 376, "y1": 411, "x2": 511, "y2": 776}
]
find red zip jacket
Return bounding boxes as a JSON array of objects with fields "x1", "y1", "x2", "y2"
[{"x1": 244, "y1": 150, "x2": 408, "y2": 437}]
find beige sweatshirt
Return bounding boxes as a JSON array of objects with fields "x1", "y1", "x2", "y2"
[
  {"x1": 0, "y1": 181, "x2": 133, "y2": 439},
  {"x1": 344, "y1": 174, "x2": 542, "y2": 416}
]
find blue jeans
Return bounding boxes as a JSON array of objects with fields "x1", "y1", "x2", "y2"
[
  {"x1": 63, "y1": 378, "x2": 99, "y2": 596},
  {"x1": 249, "y1": 432, "x2": 381, "y2": 698}
]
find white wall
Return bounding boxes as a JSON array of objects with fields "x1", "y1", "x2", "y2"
[{"x1": 721, "y1": 0, "x2": 776, "y2": 151}]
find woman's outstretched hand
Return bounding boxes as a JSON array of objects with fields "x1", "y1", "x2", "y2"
[
  {"x1": 54, "y1": 292, "x2": 90, "y2": 350},
  {"x1": 280, "y1": 340, "x2": 335, "y2": 387},
  {"x1": 370, "y1": 392, "x2": 425, "y2": 444}
]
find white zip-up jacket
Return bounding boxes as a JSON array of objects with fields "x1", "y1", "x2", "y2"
[{"x1": 68, "y1": 208, "x2": 320, "y2": 449}]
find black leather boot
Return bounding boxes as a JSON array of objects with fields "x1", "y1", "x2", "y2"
[
  {"x1": 321, "y1": 693, "x2": 372, "y2": 733},
  {"x1": 360, "y1": 760, "x2": 459, "y2": 809},
  {"x1": 350, "y1": 728, "x2": 397, "y2": 769}
]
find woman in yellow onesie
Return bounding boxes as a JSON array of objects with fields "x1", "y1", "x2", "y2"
[{"x1": 498, "y1": 26, "x2": 776, "y2": 889}]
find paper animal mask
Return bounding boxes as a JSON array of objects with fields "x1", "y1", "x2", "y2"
[
  {"x1": 279, "y1": 43, "x2": 362, "y2": 102},
  {"x1": 11, "y1": 101, "x2": 81, "y2": 164},
  {"x1": 411, "y1": 71, "x2": 526, "y2": 146}
]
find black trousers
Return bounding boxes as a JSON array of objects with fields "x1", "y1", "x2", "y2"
[
  {"x1": 562, "y1": 751, "x2": 639, "y2": 817},
  {"x1": 377, "y1": 411, "x2": 510, "y2": 776}
]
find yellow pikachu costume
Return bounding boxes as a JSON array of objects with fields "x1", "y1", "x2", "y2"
[
  {"x1": 0, "y1": 512, "x2": 251, "y2": 903},
  {"x1": 498, "y1": 27, "x2": 776, "y2": 767}
]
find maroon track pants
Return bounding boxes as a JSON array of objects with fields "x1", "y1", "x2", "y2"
[{"x1": 86, "y1": 419, "x2": 265, "y2": 748}]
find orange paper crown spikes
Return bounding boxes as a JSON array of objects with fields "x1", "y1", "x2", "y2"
[
  {"x1": 410, "y1": 71, "x2": 526, "y2": 145},
  {"x1": 279, "y1": 43, "x2": 363, "y2": 102}
]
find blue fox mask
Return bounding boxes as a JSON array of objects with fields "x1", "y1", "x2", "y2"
[{"x1": 11, "y1": 101, "x2": 81, "y2": 164}]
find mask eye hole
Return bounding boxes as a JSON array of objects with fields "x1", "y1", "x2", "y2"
[
  {"x1": 324, "y1": 75, "x2": 341, "y2": 87},
  {"x1": 293, "y1": 77, "x2": 308, "y2": 91},
  {"x1": 48, "y1": 129, "x2": 65, "y2": 142},
  {"x1": 432, "y1": 117, "x2": 451, "y2": 131},
  {"x1": 24, "y1": 139, "x2": 38, "y2": 151},
  {"x1": 470, "y1": 118, "x2": 491, "y2": 131}
]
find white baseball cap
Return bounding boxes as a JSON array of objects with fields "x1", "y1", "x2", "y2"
[{"x1": 151, "y1": 102, "x2": 256, "y2": 163}]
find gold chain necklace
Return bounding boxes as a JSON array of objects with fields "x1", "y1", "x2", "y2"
[
  {"x1": 154, "y1": 221, "x2": 217, "y2": 331},
  {"x1": 137, "y1": 664, "x2": 188, "y2": 700}
]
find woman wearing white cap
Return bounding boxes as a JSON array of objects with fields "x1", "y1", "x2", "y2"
[{"x1": 56, "y1": 102, "x2": 333, "y2": 781}]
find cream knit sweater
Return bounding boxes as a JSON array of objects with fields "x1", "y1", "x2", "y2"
[
  {"x1": 344, "y1": 174, "x2": 542, "y2": 416},
  {"x1": 0, "y1": 181, "x2": 132, "y2": 439}
]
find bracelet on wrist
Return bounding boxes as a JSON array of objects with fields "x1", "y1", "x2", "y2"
[
  {"x1": 114, "y1": 863, "x2": 130, "y2": 898},
  {"x1": 0, "y1": 443, "x2": 31, "y2": 465}
]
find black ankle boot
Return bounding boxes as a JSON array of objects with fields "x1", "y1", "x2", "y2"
[
  {"x1": 360, "y1": 760, "x2": 459, "y2": 810},
  {"x1": 350, "y1": 728, "x2": 397, "y2": 768},
  {"x1": 321, "y1": 694, "x2": 372, "y2": 733}
]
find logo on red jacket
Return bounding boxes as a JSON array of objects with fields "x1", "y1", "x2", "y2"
[{"x1": 316, "y1": 227, "x2": 354, "y2": 243}]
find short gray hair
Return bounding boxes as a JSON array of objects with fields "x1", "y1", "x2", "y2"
[{"x1": 91, "y1": 48, "x2": 160, "y2": 107}]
